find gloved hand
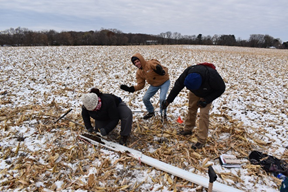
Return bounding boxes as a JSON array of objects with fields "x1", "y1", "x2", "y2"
[
  {"x1": 154, "y1": 65, "x2": 165, "y2": 76},
  {"x1": 99, "y1": 128, "x2": 107, "y2": 136},
  {"x1": 197, "y1": 100, "x2": 207, "y2": 108},
  {"x1": 87, "y1": 127, "x2": 100, "y2": 134},
  {"x1": 161, "y1": 100, "x2": 169, "y2": 110},
  {"x1": 120, "y1": 85, "x2": 135, "y2": 93},
  {"x1": 87, "y1": 127, "x2": 94, "y2": 133}
]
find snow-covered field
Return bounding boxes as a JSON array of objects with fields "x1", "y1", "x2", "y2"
[{"x1": 0, "y1": 45, "x2": 287, "y2": 191}]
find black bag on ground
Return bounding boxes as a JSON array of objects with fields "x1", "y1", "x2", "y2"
[{"x1": 249, "y1": 150, "x2": 288, "y2": 177}]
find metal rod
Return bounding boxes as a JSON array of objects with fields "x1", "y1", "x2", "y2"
[
  {"x1": 54, "y1": 109, "x2": 73, "y2": 124},
  {"x1": 160, "y1": 110, "x2": 165, "y2": 141}
]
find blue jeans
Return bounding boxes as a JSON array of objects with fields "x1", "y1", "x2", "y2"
[{"x1": 143, "y1": 79, "x2": 170, "y2": 115}]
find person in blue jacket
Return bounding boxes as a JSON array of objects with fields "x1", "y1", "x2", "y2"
[{"x1": 162, "y1": 63, "x2": 225, "y2": 149}]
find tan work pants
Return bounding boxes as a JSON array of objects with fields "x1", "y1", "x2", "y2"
[{"x1": 184, "y1": 92, "x2": 212, "y2": 144}]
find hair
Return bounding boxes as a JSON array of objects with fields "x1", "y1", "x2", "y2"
[
  {"x1": 131, "y1": 56, "x2": 139, "y2": 64},
  {"x1": 90, "y1": 88, "x2": 103, "y2": 96}
]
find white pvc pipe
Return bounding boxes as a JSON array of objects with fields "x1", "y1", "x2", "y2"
[
  {"x1": 138, "y1": 153, "x2": 243, "y2": 192},
  {"x1": 79, "y1": 135, "x2": 244, "y2": 192}
]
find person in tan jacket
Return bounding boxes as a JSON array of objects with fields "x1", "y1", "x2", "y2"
[{"x1": 120, "y1": 53, "x2": 170, "y2": 119}]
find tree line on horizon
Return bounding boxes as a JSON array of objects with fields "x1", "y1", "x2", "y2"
[{"x1": 1, "y1": 27, "x2": 287, "y2": 49}]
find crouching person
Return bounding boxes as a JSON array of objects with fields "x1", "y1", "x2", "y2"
[
  {"x1": 81, "y1": 88, "x2": 132, "y2": 145},
  {"x1": 162, "y1": 63, "x2": 225, "y2": 150}
]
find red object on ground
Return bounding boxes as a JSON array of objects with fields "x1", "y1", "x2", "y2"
[{"x1": 177, "y1": 116, "x2": 183, "y2": 124}]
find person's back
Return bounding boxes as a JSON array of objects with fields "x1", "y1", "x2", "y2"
[{"x1": 162, "y1": 63, "x2": 225, "y2": 149}]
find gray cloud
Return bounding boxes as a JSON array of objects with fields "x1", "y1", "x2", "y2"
[{"x1": 1, "y1": 0, "x2": 287, "y2": 41}]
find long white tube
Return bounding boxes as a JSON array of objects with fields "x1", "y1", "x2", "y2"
[
  {"x1": 138, "y1": 153, "x2": 243, "y2": 192},
  {"x1": 79, "y1": 135, "x2": 244, "y2": 192}
]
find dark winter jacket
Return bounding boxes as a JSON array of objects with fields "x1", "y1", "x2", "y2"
[
  {"x1": 166, "y1": 64, "x2": 225, "y2": 104},
  {"x1": 132, "y1": 53, "x2": 169, "y2": 91},
  {"x1": 81, "y1": 93, "x2": 122, "y2": 133}
]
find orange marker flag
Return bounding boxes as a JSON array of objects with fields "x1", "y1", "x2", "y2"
[{"x1": 177, "y1": 116, "x2": 183, "y2": 124}]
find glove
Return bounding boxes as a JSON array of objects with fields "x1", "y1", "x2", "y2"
[
  {"x1": 120, "y1": 85, "x2": 135, "y2": 93},
  {"x1": 154, "y1": 65, "x2": 165, "y2": 76},
  {"x1": 197, "y1": 100, "x2": 207, "y2": 108},
  {"x1": 87, "y1": 127, "x2": 94, "y2": 133},
  {"x1": 99, "y1": 128, "x2": 107, "y2": 136},
  {"x1": 161, "y1": 100, "x2": 169, "y2": 110}
]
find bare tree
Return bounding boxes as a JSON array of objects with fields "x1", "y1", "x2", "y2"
[
  {"x1": 0, "y1": 27, "x2": 285, "y2": 48},
  {"x1": 196, "y1": 34, "x2": 202, "y2": 44},
  {"x1": 263, "y1": 35, "x2": 274, "y2": 48},
  {"x1": 249, "y1": 34, "x2": 265, "y2": 47},
  {"x1": 217, "y1": 35, "x2": 236, "y2": 46}
]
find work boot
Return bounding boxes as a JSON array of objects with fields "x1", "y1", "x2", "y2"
[
  {"x1": 177, "y1": 130, "x2": 193, "y2": 136},
  {"x1": 119, "y1": 136, "x2": 128, "y2": 145},
  {"x1": 191, "y1": 142, "x2": 204, "y2": 150},
  {"x1": 143, "y1": 112, "x2": 154, "y2": 120},
  {"x1": 161, "y1": 114, "x2": 167, "y2": 123}
]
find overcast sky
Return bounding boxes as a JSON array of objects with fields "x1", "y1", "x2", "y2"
[{"x1": 1, "y1": 0, "x2": 287, "y2": 41}]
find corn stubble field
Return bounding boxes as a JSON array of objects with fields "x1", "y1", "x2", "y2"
[{"x1": 0, "y1": 45, "x2": 288, "y2": 191}]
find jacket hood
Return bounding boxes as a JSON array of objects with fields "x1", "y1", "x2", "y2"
[{"x1": 131, "y1": 53, "x2": 147, "y2": 69}]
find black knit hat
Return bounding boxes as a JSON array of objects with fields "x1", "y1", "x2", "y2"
[{"x1": 131, "y1": 56, "x2": 139, "y2": 64}]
